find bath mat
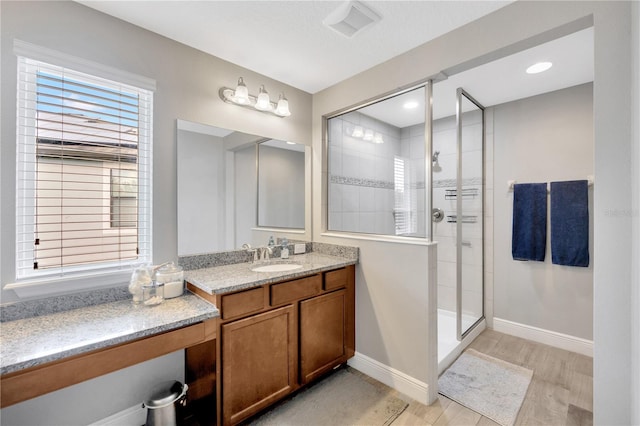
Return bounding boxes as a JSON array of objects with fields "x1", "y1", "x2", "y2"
[
  {"x1": 438, "y1": 348, "x2": 532, "y2": 426},
  {"x1": 250, "y1": 368, "x2": 408, "y2": 425}
]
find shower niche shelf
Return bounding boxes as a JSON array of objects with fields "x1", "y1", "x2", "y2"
[
  {"x1": 446, "y1": 215, "x2": 477, "y2": 224},
  {"x1": 445, "y1": 188, "x2": 479, "y2": 200}
]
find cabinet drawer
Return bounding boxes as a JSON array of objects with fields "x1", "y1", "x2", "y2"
[
  {"x1": 324, "y1": 268, "x2": 347, "y2": 291},
  {"x1": 221, "y1": 287, "x2": 264, "y2": 320},
  {"x1": 270, "y1": 275, "x2": 322, "y2": 306}
]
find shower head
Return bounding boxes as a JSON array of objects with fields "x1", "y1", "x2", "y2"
[{"x1": 432, "y1": 151, "x2": 440, "y2": 164}]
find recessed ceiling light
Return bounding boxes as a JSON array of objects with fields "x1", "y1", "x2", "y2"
[
  {"x1": 403, "y1": 101, "x2": 419, "y2": 109},
  {"x1": 526, "y1": 61, "x2": 553, "y2": 74}
]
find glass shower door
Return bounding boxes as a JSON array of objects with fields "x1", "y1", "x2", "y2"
[{"x1": 456, "y1": 88, "x2": 485, "y2": 340}]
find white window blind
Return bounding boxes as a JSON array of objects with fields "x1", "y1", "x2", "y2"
[
  {"x1": 393, "y1": 156, "x2": 416, "y2": 236},
  {"x1": 16, "y1": 56, "x2": 153, "y2": 280}
]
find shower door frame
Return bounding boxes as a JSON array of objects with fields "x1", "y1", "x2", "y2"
[{"x1": 455, "y1": 87, "x2": 486, "y2": 341}]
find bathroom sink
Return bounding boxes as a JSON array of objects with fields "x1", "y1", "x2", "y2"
[{"x1": 251, "y1": 263, "x2": 303, "y2": 273}]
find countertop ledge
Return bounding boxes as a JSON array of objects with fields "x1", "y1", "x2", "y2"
[
  {"x1": 0, "y1": 293, "x2": 219, "y2": 376},
  {"x1": 184, "y1": 252, "x2": 358, "y2": 295}
]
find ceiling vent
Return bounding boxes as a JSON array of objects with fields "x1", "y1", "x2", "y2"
[{"x1": 323, "y1": 1, "x2": 382, "y2": 38}]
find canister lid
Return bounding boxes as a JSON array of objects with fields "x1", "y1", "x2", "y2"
[
  {"x1": 143, "y1": 381, "x2": 187, "y2": 408},
  {"x1": 157, "y1": 262, "x2": 182, "y2": 274}
]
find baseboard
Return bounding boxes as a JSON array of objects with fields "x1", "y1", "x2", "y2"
[
  {"x1": 493, "y1": 317, "x2": 593, "y2": 357},
  {"x1": 89, "y1": 404, "x2": 146, "y2": 426},
  {"x1": 347, "y1": 352, "x2": 429, "y2": 404}
]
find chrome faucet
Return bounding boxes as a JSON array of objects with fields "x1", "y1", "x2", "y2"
[
  {"x1": 259, "y1": 246, "x2": 273, "y2": 261},
  {"x1": 242, "y1": 243, "x2": 258, "y2": 262}
]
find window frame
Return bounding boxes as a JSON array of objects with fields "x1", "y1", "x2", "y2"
[
  {"x1": 324, "y1": 83, "x2": 430, "y2": 242},
  {"x1": 5, "y1": 41, "x2": 155, "y2": 298}
]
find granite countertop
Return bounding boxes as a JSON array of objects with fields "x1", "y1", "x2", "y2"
[
  {"x1": 0, "y1": 293, "x2": 219, "y2": 376},
  {"x1": 185, "y1": 252, "x2": 357, "y2": 295}
]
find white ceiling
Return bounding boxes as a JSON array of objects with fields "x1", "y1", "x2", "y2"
[
  {"x1": 359, "y1": 27, "x2": 594, "y2": 126},
  {"x1": 78, "y1": 1, "x2": 593, "y2": 127},
  {"x1": 76, "y1": 0, "x2": 513, "y2": 94}
]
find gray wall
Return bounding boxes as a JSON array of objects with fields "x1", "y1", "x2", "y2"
[
  {"x1": 0, "y1": 1, "x2": 311, "y2": 423},
  {"x1": 0, "y1": 0, "x2": 312, "y2": 304},
  {"x1": 0, "y1": 351, "x2": 183, "y2": 426},
  {"x1": 492, "y1": 83, "x2": 594, "y2": 340},
  {"x1": 258, "y1": 145, "x2": 305, "y2": 229},
  {"x1": 177, "y1": 130, "x2": 226, "y2": 256},
  {"x1": 313, "y1": 2, "x2": 635, "y2": 422},
  {"x1": 1, "y1": 1, "x2": 638, "y2": 423},
  {"x1": 631, "y1": 2, "x2": 640, "y2": 424}
]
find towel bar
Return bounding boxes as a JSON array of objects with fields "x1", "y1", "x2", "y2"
[{"x1": 507, "y1": 176, "x2": 594, "y2": 192}]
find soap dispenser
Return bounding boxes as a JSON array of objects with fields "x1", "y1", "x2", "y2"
[
  {"x1": 280, "y1": 238, "x2": 289, "y2": 259},
  {"x1": 268, "y1": 236, "x2": 275, "y2": 248}
]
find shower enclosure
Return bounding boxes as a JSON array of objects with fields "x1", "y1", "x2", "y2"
[
  {"x1": 432, "y1": 87, "x2": 485, "y2": 370},
  {"x1": 324, "y1": 82, "x2": 486, "y2": 374}
]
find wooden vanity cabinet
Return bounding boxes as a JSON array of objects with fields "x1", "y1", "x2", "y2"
[
  {"x1": 300, "y1": 289, "x2": 347, "y2": 384},
  {"x1": 220, "y1": 305, "x2": 296, "y2": 426},
  {"x1": 186, "y1": 264, "x2": 355, "y2": 426}
]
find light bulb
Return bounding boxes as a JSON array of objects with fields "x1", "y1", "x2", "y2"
[
  {"x1": 363, "y1": 129, "x2": 374, "y2": 141},
  {"x1": 373, "y1": 132, "x2": 384, "y2": 144},
  {"x1": 275, "y1": 94, "x2": 291, "y2": 117},
  {"x1": 526, "y1": 62, "x2": 552, "y2": 74},
  {"x1": 233, "y1": 77, "x2": 249, "y2": 104},
  {"x1": 352, "y1": 126, "x2": 364, "y2": 138},
  {"x1": 255, "y1": 85, "x2": 272, "y2": 111}
]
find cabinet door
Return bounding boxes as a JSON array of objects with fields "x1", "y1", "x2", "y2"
[
  {"x1": 221, "y1": 305, "x2": 296, "y2": 425},
  {"x1": 300, "y1": 289, "x2": 346, "y2": 384}
]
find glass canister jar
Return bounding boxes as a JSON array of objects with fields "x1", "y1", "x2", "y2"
[
  {"x1": 154, "y1": 262, "x2": 184, "y2": 299},
  {"x1": 129, "y1": 265, "x2": 152, "y2": 304},
  {"x1": 142, "y1": 281, "x2": 164, "y2": 306}
]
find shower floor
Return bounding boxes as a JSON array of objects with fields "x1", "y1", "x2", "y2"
[{"x1": 437, "y1": 309, "x2": 484, "y2": 373}]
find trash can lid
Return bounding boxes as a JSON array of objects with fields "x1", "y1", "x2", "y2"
[{"x1": 144, "y1": 381, "x2": 187, "y2": 409}]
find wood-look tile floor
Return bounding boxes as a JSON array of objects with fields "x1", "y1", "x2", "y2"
[{"x1": 353, "y1": 329, "x2": 593, "y2": 426}]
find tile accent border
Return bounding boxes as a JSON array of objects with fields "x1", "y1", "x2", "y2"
[{"x1": 330, "y1": 174, "x2": 394, "y2": 189}]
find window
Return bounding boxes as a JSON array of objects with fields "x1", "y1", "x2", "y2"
[
  {"x1": 393, "y1": 156, "x2": 417, "y2": 236},
  {"x1": 16, "y1": 56, "x2": 153, "y2": 281},
  {"x1": 326, "y1": 85, "x2": 427, "y2": 238}
]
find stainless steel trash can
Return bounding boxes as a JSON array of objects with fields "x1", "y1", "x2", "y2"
[{"x1": 143, "y1": 381, "x2": 188, "y2": 426}]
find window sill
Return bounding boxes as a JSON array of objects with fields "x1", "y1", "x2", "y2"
[{"x1": 4, "y1": 270, "x2": 131, "y2": 300}]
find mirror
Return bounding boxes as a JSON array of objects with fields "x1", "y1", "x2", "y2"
[
  {"x1": 258, "y1": 140, "x2": 305, "y2": 229},
  {"x1": 177, "y1": 119, "x2": 310, "y2": 256}
]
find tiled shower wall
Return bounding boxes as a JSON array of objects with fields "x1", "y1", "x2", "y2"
[
  {"x1": 432, "y1": 111, "x2": 484, "y2": 321},
  {"x1": 328, "y1": 111, "x2": 425, "y2": 236}
]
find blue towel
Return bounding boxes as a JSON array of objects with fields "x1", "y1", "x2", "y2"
[
  {"x1": 512, "y1": 183, "x2": 547, "y2": 261},
  {"x1": 550, "y1": 180, "x2": 589, "y2": 267}
]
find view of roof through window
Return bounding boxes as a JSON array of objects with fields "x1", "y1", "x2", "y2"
[{"x1": 31, "y1": 68, "x2": 141, "y2": 270}]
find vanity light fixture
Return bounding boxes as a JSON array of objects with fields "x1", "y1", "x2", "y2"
[
  {"x1": 219, "y1": 77, "x2": 291, "y2": 117},
  {"x1": 347, "y1": 124, "x2": 384, "y2": 144},
  {"x1": 526, "y1": 61, "x2": 553, "y2": 74}
]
